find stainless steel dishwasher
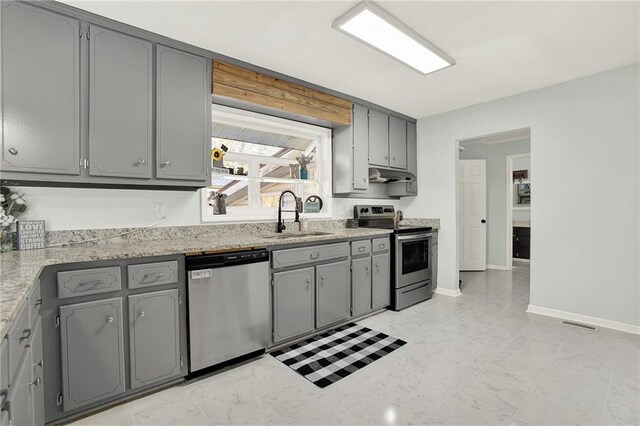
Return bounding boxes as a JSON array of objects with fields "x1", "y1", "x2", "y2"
[{"x1": 186, "y1": 249, "x2": 270, "y2": 372}]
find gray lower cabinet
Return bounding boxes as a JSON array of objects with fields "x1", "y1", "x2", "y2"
[
  {"x1": 351, "y1": 257, "x2": 372, "y2": 317},
  {"x1": 388, "y1": 116, "x2": 407, "y2": 170},
  {"x1": 31, "y1": 320, "x2": 44, "y2": 426},
  {"x1": 156, "y1": 46, "x2": 210, "y2": 181},
  {"x1": 128, "y1": 290, "x2": 181, "y2": 389},
  {"x1": 59, "y1": 298, "x2": 126, "y2": 411},
  {"x1": 272, "y1": 268, "x2": 315, "y2": 343},
  {"x1": 316, "y1": 261, "x2": 351, "y2": 328},
  {"x1": 372, "y1": 253, "x2": 391, "y2": 310},
  {"x1": 6, "y1": 352, "x2": 33, "y2": 426},
  {"x1": 0, "y1": 2, "x2": 80, "y2": 175},
  {"x1": 89, "y1": 25, "x2": 153, "y2": 179},
  {"x1": 368, "y1": 109, "x2": 389, "y2": 167}
]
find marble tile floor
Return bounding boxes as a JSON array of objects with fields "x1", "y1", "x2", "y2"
[{"x1": 71, "y1": 262, "x2": 639, "y2": 425}]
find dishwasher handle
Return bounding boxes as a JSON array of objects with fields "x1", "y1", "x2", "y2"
[{"x1": 186, "y1": 249, "x2": 269, "y2": 270}]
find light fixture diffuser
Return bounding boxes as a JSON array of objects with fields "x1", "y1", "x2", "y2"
[{"x1": 333, "y1": 1, "x2": 454, "y2": 75}]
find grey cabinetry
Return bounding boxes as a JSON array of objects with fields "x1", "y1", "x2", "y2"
[
  {"x1": 0, "y1": 2, "x2": 80, "y2": 175},
  {"x1": 406, "y1": 121, "x2": 418, "y2": 194},
  {"x1": 372, "y1": 253, "x2": 391, "y2": 309},
  {"x1": 89, "y1": 26, "x2": 152, "y2": 179},
  {"x1": 332, "y1": 104, "x2": 369, "y2": 193},
  {"x1": 388, "y1": 116, "x2": 407, "y2": 169},
  {"x1": 31, "y1": 321, "x2": 44, "y2": 426},
  {"x1": 6, "y1": 352, "x2": 33, "y2": 426},
  {"x1": 316, "y1": 261, "x2": 350, "y2": 328},
  {"x1": 59, "y1": 298, "x2": 125, "y2": 411},
  {"x1": 128, "y1": 290, "x2": 181, "y2": 389},
  {"x1": 273, "y1": 268, "x2": 315, "y2": 343},
  {"x1": 351, "y1": 104, "x2": 370, "y2": 190},
  {"x1": 351, "y1": 257, "x2": 372, "y2": 317},
  {"x1": 156, "y1": 46, "x2": 210, "y2": 181},
  {"x1": 368, "y1": 109, "x2": 389, "y2": 167}
]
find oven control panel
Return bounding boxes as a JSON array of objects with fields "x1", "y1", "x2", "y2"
[{"x1": 355, "y1": 204, "x2": 395, "y2": 219}]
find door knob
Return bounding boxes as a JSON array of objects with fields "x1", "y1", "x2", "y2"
[
  {"x1": 8, "y1": 147, "x2": 18, "y2": 155},
  {"x1": 139, "y1": 311, "x2": 145, "y2": 317},
  {"x1": 106, "y1": 316, "x2": 114, "y2": 324},
  {"x1": 481, "y1": 219, "x2": 487, "y2": 223},
  {"x1": 160, "y1": 161, "x2": 171, "y2": 167}
]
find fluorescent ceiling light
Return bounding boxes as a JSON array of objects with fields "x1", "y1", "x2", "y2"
[{"x1": 333, "y1": 1, "x2": 454, "y2": 75}]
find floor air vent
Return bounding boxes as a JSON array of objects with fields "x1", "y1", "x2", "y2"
[{"x1": 562, "y1": 320, "x2": 599, "y2": 332}]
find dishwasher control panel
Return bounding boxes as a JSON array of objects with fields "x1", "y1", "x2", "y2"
[{"x1": 191, "y1": 269, "x2": 213, "y2": 280}]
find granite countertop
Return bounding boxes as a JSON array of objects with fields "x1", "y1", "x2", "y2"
[{"x1": 0, "y1": 227, "x2": 394, "y2": 337}]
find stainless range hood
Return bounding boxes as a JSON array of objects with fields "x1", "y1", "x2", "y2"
[{"x1": 369, "y1": 168, "x2": 416, "y2": 184}]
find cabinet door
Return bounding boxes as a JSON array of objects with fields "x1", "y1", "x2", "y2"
[
  {"x1": 389, "y1": 116, "x2": 407, "y2": 170},
  {"x1": 316, "y1": 260, "x2": 350, "y2": 328},
  {"x1": 59, "y1": 298, "x2": 125, "y2": 411},
  {"x1": 0, "y1": 2, "x2": 80, "y2": 175},
  {"x1": 352, "y1": 104, "x2": 369, "y2": 190},
  {"x1": 273, "y1": 268, "x2": 315, "y2": 343},
  {"x1": 31, "y1": 320, "x2": 44, "y2": 426},
  {"x1": 6, "y1": 352, "x2": 33, "y2": 426},
  {"x1": 156, "y1": 46, "x2": 210, "y2": 181},
  {"x1": 89, "y1": 26, "x2": 152, "y2": 178},
  {"x1": 368, "y1": 109, "x2": 389, "y2": 167},
  {"x1": 351, "y1": 257, "x2": 372, "y2": 317},
  {"x1": 406, "y1": 121, "x2": 418, "y2": 193},
  {"x1": 372, "y1": 253, "x2": 391, "y2": 309},
  {"x1": 128, "y1": 290, "x2": 181, "y2": 390}
]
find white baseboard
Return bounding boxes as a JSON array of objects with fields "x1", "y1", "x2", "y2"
[
  {"x1": 487, "y1": 264, "x2": 510, "y2": 271},
  {"x1": 527, "y1": 304, "x2": 640, "y2": 335},
  {"x1": 513, "y1": 258, "x2": 530, "y2": 263},
  {"x1": 435, "y1": 287, "x2": 462, "y2": 297}
]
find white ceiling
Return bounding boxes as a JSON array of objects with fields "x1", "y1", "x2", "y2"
[{"x1": 59, "y1": 1, "x2": 640, "y2": 119}]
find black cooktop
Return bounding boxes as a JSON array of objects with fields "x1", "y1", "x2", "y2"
[{"x1": 394, "y1": 226, "x2": 433, "y2": 234}]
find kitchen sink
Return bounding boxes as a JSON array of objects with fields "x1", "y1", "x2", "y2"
[{"x1": 263, "y1": 231, "x2": 333, "y2": 239}]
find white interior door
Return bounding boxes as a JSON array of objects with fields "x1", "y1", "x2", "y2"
[{"x1": 459, "y1": 159, "x2": 487, "y2": 271}]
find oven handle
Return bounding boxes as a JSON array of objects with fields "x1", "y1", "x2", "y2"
[{"x1": 397, "y1": 234, "x2": 431, "y2": 242}]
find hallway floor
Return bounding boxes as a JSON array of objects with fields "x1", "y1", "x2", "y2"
[{"x1": 72, "y1": 262, "x2": 639, "y2": 425}]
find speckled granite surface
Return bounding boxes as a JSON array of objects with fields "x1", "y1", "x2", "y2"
[{"x1": 0, "y1": 223, "x2": 402, "y2": 337}]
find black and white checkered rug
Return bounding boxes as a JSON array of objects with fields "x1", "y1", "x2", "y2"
[{"x1": 270, "y1": 323, "x2": 406, "y2": 388}]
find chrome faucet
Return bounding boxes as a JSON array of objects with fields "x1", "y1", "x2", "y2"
[{"x1": 277, "y1": 190, "x2": 300, "y2": 233}]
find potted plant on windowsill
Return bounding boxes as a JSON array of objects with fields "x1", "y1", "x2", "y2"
[
  {"x1": 0, "y1": 187, "x2": 28, "y2": 252},
  {"x1": 296, "y1": 154, "x2": 313, "y2": 180}
]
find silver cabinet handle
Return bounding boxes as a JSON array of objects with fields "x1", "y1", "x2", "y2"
[
  {"x1": 33, "y1": 359, "x2": 44, "y2": 368},
  {"x1": 106, "y1": 316, "x2": 114, "y2": 324},
  {"x1": 29, "y1": 377, "x2": 41, "y2": 387},
  {"x1": 138, "y1": 311, "x2": 145, "y2": 317},
  {"x1": 34, "y1": 299, "x2": 42, "y2": 307},
  {"x1": 309, "y1": 252, "x2": 320, "y2": 259},
  {"x1": 143, "y1": 273, "x2": 164, "y2": 280},
  {"x1": 357, "y1": 246, "x2": 365, "y2": 252},
  {"x1": 378, "y1": 244, "x2": 385, "y2": 249},
  {"x1": 19, "y1": 329, "x2": 31, "y2": 343},
  {"x1": 160, "y1": 161, "x2": 171, "y2": 167},
  {"x1": 384, "y1": 155, "x2": 388, "y2": 160},
  {"x1": 136, "y1": 159, "x2": 146, "y2": 166},
  {"x1": 8, "y1": 148, "x2": 18, "y2": 155},
  {"x1": 78, "y1": 279, "x2": 103, "y2": 288}
]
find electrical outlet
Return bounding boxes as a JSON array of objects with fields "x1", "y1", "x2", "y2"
[{"x1": 155, "y1": 202, "x2": 166, "y2": 218}]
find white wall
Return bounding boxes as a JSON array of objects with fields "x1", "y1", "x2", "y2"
[
  {"x1": 406, "y1": 63, "x2": 639, "y2": 328},
  {"x1": 16, "y1": 186, "x2": 401, "y2": 230},
  {"x1": 460, "y1": 139, "x2": 530, "y2": 266}
]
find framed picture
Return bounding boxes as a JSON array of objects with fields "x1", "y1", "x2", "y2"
[
  {"x1": 16, "y1": 220, "x2": 46, "y2": 250},
  {"x1": 513, "y1": 170, "x2": 528, "y2": 181}
]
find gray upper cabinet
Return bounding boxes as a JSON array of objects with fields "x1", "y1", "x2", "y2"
[
  {"x1": 89, "y1": 26, "x2": 152, "y2": 179},
  {"x1": 372, "y1": 253, "x2": 391, "y2": 310},
  {"x1": 272, "y1": 268, "x2": 315, "y2": 343},
  {"x1": 368, "y1": 109, "x2": 389, "y2": 168},
  {"x1": 406, "y1": 121, "x2": 418, "y2": 193},
  {"x1": 316, "y1": 260, "x2": 350, "y2": 329},
  {"x1": 352, "y1": 104, "x2": 369, "y2": 190},
  {"x1": 128, "y1": 290, "x2": 181, "y2": 389},
  {"x1": 389, "y1": 116, "x2": 407, "y2": 169},
  {"x1": 331, "y1": 104, "x2": 369, "y2": 193},
  {"x1": 351, "y1": 257, "x2": 372, "y2": 317},
  {"x1": 156, "y1": 46, "x2": 210, "y2": 181},
  {"x1": 59, "y1": 297, "x2": 126, "y2": 411},
  {"x1": 0, "y1": 2, "x2": 80, "y2": 175}
]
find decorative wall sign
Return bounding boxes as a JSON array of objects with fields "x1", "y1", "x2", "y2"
[
  {"x1": 16, "y1": 220, "x2": 46, "y2": 250},
  {"x1": 513, "y1": 170, "x2": 528, "y2": 181}
]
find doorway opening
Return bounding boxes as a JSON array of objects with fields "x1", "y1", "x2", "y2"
[{"x1": 456, "y1": 128, "x2": 531, "y2": 296}]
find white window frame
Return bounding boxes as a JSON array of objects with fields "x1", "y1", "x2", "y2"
[{"x1": 201, "y1": 105, "x2": 333, "y2": 223}]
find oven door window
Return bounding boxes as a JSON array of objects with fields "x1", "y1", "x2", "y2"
[{"x1": 402, "y1": 240, "x2": 429, "y2": 274}]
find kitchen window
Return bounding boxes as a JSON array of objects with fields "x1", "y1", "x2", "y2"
[{"x1": 201, "y1": 106, "x2": 333, "y2": 222}]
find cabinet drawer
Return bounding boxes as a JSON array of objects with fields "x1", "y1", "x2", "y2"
[
  {"x1": 7, "y1": 302, "x2": 30, "y2": 384},
  {"x1": 272, "y1": 242, "x2": 349, "y2": 269},
  {"x1": 372, "y1": 237, "x2": 390, "y2": 252},
  {"x1": 29, "y1": 280, "x2": 42, "y2": 323},
  {"x1": 127, "y1": 261, "x2": 178, "y2": 289},
  {"x1": 57, "y1": 266, "x2": 121, "y2": 299},
  {"x1": 351, "y1": 240, "x2": 371, "y2": 256}
]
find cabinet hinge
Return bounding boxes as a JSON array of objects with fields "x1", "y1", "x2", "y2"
[
  {"x1": 178, "y1": 293, "x2": 183, "y2": 305},
  {"x1": 54, "y1": 315, "x2": 60, "y2": 328},
  {"x1": 56, "y1": 393, "x2": 63, "y2": 407},
  {"x1": 85, "y1": 30, "x2": 90, "y2": 40},
  {"x1": 79, "y1": 28, "x2": 83, "y2": 38},
  {"x1": 271, "y1": 279, "x2": 274, "y2": 287},
  {"x1": 180, "y1": 356, "x2": 184, "y2": 368},
  {"x1": 271, "y1": 330, "x2": 275, "y2": 342}
]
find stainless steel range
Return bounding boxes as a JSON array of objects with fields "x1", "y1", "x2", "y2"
[{"x1": 355, "y1": 205, "x2": 438, "y2": 310}]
